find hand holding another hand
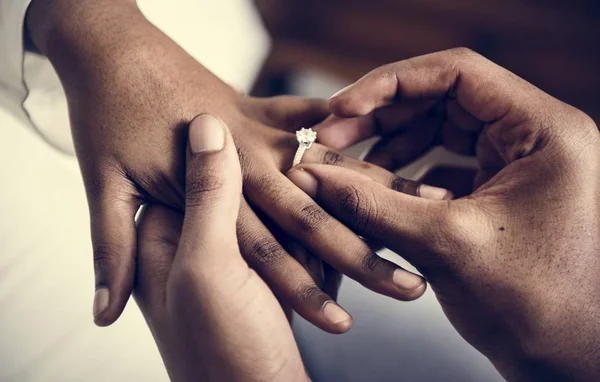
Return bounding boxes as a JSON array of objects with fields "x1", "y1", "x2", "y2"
[
  {"x1": 292, "y1": 48, "x2": 600, "y2": 381},
  {"x1": 27, "y1": 0, "x2": 450, "y2": 331},
  {"x1": 135, "y1": 115, "x2": 307, "y2": 382},
  {"x1": 136, "y1": 49, "x2": 600, "y2": 381}
]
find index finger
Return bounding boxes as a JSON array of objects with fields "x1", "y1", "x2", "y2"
[
  {"x1": 288, "y1": 164, "x2": 452, "y2": 271},
  {"x1": 329, "y1": 47, "x2": 543, "y2": 125}
]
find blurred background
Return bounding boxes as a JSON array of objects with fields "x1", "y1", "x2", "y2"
[
  {"x1": 251, "y1": 0, "x2": 599, "y2": 198},
  {"x1": 0, "y1": 1, "x2": 597, "y2": 381},
  {"x1": 252, "y1": 0, "x2": 600, "y2": 123}
]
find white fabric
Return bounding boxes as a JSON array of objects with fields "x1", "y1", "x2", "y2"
[
  {"x1": 0, "y1": 0, "x2": 33, "y2": 127},
  {"x1": 0, "y1": 1, "x2": 502, "y2": 381}
]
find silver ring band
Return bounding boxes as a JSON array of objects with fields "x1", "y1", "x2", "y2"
[{"x1": 293, "y1": 145, "x2": 307, "y2": 166}]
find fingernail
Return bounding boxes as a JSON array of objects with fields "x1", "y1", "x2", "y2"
[
  {"x1": 323, "y1": 301, "x2": 352, "y2": 326},
  {"x1": 329, "y1": 84, "x2": 354, "y2": 100},
  {"x1": 189, "y1": 114, "x2": 225, "y2": 154},
  {"x1": 288, "y1": 169, "x2": 318, "y2": 198},
  {"x1": 418, "y1": 184, "x2": 452, "y2": 200},
  {"x1": 393, "y1": 269, "x2": 424, "y2": 290},
  {"x1": 93, "y1": 287, "x2": 110, "y2": 319}
]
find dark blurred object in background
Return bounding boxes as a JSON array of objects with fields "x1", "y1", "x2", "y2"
[{"x1": 253, "y1": 0, "x2": 600, "y2": 123}]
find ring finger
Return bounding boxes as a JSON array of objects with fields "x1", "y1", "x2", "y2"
[{"x1": 237, "y1": 199, "x2": 352, "y2": 334}]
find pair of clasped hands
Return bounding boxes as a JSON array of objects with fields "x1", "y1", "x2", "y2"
[
  {"x1": 27, "y1": 1, "x2": 599, "y2": 380},
  {"x1": 134, "y1": 54, "x2": 600, "y2": 381}
]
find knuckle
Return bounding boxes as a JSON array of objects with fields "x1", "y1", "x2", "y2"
[
  {"x1": 92, "y1": 243, "x2": 123, "y2": 284},
  {"x1": 376, "y1": 65, "x2": 397, "y2": 85},
  {"x1": 345, "y1": 251, "x2": 393, "y2": 288},
  {"x1": 540, "y1": 106, "x2": 598, "y2": 164},
  {"x1": 330, "y1": 94, "x2": 356, "y2": 113},
  {"x1": 391, "y1": 177, "x2": 408, "y2": 192},
  {"x1": 93, "y1": 243, "x2": 119, "y2": 264},
  {"x1": 445, "y1": 47, "x2": 484, "y2": 78},
  {"x1": 236, "y1": 145, "x2": 253, "y2": 180},
  {"x1": 570, "y1": 109, "x2": 597, "y2": 136},
  {"x1": 253, "y1": 175, "x2": 287, "y2": 205},
  {"x1": 435, "y1": 206, "x2": 464, "y2": 239},
  {"x1": 86, "y1": 162, "x2": 135, "y2": 202},
  {"x1": 322, "y1": 150, "x2": 345, "y2": 166},
  {"x1": 295, "y1": 204, "x2": 331, "y2": 234},
  {"x1": 337, "y1": 185, "x2": 375, "y2": 235},
  {"x1": 581, "y1": 112, "x2": 597, "y2": 131},
  {"x1": 432, "y1": 203, "x2": 489, "y2": 256},
  {"x1": 262, "y1": 98, "x2": 282, "y2": 124},
  {"x1": 185, "y1": 170, "x2": 224, "y2": 208},
  {"x1": 263, "y1": 96, "x2": 298, "y2": 128},
  {"x1": 244, "y1": 238, "x2": 287, "y2": 269},
  {"x1": 391, "y1": 177, "x2": 419, "y2": 196},
  {"x1": 293, "y1": 283, "x2": 324, "y2": 304},
  {"x1": 360, "y1": 252, "x2": 383, "y2": 274},
  {"x1": 448, "y1": 47, "x2": 479, "y2": 59}
]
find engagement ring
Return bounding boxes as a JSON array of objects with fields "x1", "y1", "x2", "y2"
[{"x1": 293, "y1": 127, "x2": 317, "y2": 166}]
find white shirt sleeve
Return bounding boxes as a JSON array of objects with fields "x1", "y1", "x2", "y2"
[{"x1": 0, "y1": 0, "x2": 33, "y2": 125}]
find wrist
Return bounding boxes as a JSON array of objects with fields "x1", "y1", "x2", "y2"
[
  {"x1": 26, "y1": 0, "x2": 149, "y2": 84},
  {"x1": 27, "y1": 0, "x2": 141, "y2": 51}
]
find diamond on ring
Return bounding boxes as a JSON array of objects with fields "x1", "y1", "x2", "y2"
[
  {"x1": 296, "y1": 127, "x2": 317, "y2": 147},
  {"x1": 293, "y1": 127, "x2": 317, "y2": 166}
]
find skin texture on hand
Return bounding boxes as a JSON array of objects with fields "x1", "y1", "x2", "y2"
[
  {"x1": 26, "y1": 0, "x2": 447, "y2": 331},
  {"x1": 134, "y1": 115, "x2": 308, "y2": 382},
  {"x1": 291, "y1": 48, "x2": 600, "y2": 381}
]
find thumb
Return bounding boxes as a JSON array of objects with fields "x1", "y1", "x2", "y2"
[
  {"x1": 288, "y1": 164, "x2": 451, "y2": 269},
  {"x1": 89, "y1": 183, "x2": 139, "y2": 327},
  {"x1": 178, "y1": 114, "x2": 242, "y2": 267}
]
